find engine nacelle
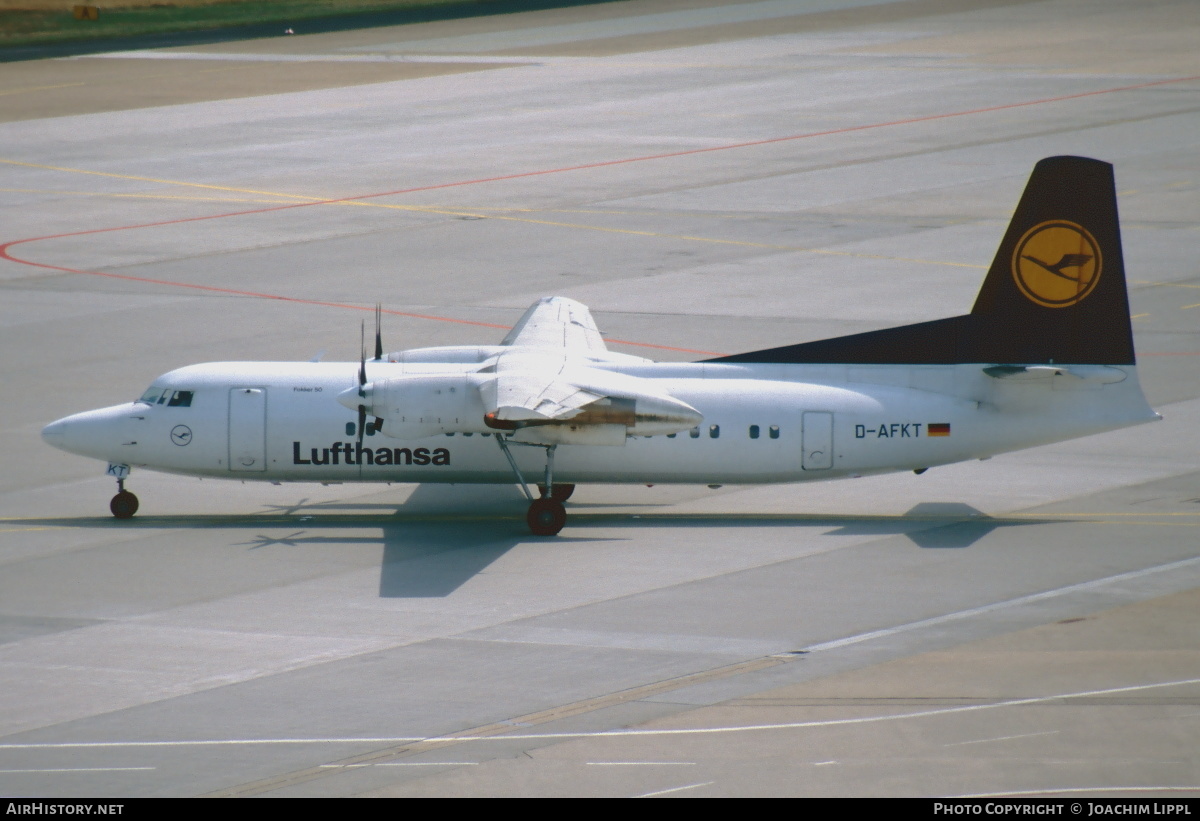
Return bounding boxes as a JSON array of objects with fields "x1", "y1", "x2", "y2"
[
  {"x1": 386, "y1": 346, "x2": 505, "y2": 365},
  {"x1": 364, "y1": 374, "x2": 493, "y2": 439}
]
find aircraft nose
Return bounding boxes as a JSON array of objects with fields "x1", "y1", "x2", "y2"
[
  {"x1": 41, "y1": 418, "x2": 66, "y2": 447},
  {"x1": 40, "y1": 404, "x2": 139, "y2": 460}
]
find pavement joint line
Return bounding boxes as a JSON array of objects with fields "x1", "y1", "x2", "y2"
[
  {"x1": 204, "y1": 654, "x2": 787, "y2": 797},
  {"x1": 0, "y1": 82, "x2": 86, "y2": 98},
  {"x1": 801, "y1": 554, "x2": 1200, "y2": 654},
  {"x1": 9, "y1": 680, "x2": 1200, "y2": 755},
  {"x1": 0, "y1": 159, "x2": 986, "y2": 271},
  {"x1": 8, "y1": 70, "x2": 1200, "y2": 302},
  {"x1": 0, "y1": 766, "x2": 155, "y2": 773}
]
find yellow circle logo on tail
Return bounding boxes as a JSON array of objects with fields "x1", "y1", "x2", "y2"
[{"x1": 1011, "y1": 220, "x2": 1102, "y2": 308}]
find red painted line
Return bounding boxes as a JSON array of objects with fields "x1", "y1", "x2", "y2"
[
  {"x1": 325, "y1": 72, "x2": 1200, "y2": 202},
  {"x1": 4, "y1": 72, "x2": 1196, "y2": 358},
  {"x1": 0, "y1": 247, "x2": 720, "y2": 355}
]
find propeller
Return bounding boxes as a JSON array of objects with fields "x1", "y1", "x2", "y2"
[
  {"x1": 369, "y1": 305, "x2": 385, "y2": 434},
  {"x1": 357, "y1": 323, "x2": 368, "y2": 448}
]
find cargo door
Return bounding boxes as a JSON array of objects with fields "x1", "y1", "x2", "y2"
[
  {"x1": 228, "y1": 387, "x2": 267, "y2": 472},
  {"x1": 801, "y1": 411, "x2": 833, "y2": 471}
]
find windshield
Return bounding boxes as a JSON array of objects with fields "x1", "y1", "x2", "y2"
[
  {"x1": 137, "y1": 387, "x2": 194, "y2": 407},
  {"x1": 138, "y1": 387, "x2": 165, "y2": 405}
]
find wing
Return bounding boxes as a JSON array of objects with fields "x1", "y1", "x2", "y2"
[
  {"x1": 478, "y1": 297, "x2": 700, "y2": 439},
  {"x1": 480, "y1": 351, "x2": 604, "y2": 422},
  {"x1": 500, "y1": 297, "x2": 608, "y2": 354}
]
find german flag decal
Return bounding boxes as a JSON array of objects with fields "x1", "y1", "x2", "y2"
[{"x1": 927, "y1": 423, "x2": 951, "y2": 437}]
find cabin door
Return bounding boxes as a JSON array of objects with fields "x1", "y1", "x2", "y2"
[
  {"x1": 229, "y1": 387, "x2": 267, "y2": 472},
  {"x1": 801, "y1": 411, "x2": 833, "y2": 471}
]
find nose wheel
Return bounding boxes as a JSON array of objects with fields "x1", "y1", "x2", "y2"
[{"x1": 110, "y1": 478, "x2": 139, "y2": 519}]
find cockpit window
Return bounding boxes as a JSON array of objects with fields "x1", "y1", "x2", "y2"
[{"x1": 138, "y1": 387, "x2": 194, "y2": 407}]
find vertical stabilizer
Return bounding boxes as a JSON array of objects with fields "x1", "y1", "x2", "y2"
[
  {"x1": 970, "y1": 155, "x2": 1134, "y2": 365},
  {"x1": 707, "y1": 156, "x2": 1135, "y2": 366}
]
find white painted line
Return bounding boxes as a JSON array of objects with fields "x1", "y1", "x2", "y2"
[
  {"x1": 5, "y1": 679, "x2": 1199, "y2": 751},
  {"x1": 803, "y1": 555, "x2": 1200, "y2": 653},
  {"x1": 945, "y1": 730, "x2": 1060, "y2": 747},
  {"x1": 637, "y1": 781, "x2": 714, "y2": 798},
  {"x1": 587, "y1": 762, "x2": 695, "y2": 766},
  {"x1": 376, "y1": 762, "x2": 478, "y2": 767},
  {"x1": 319, "y1": 762, "x2": 477, "y2": 768}
]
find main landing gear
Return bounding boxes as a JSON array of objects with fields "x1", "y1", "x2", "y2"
[
  {"x1": 110, "y1": 478, "x2": 139, "y2": 519},
  {"x1": 496, "y1": 437, "x2": 573, "y2": 536}
]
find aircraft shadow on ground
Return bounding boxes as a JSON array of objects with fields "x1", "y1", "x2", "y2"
[{"x1": 18, "y1": 493, "x2": 1043, "y2": 596}]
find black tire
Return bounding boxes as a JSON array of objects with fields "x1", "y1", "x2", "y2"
[
  {"x1": 526, "y1": 498, "x2": 567, "y2": 536},
  {"x1": 110, "y1": 490, "x2": 139, "y2": 519}
]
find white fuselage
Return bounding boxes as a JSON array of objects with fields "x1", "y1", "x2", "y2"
[{"x1": 42, "y1": 359, "x2": 1159, "y2": 487}]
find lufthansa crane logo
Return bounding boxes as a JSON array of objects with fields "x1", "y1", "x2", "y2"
[
  {"x1": 1011, "y1": 220, "x2": 1102, "y2": 308},
  {"x1": 170, "y1": 425, "x2": 193, "y2": 446}
]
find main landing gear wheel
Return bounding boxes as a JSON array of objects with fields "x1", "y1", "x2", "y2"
[
  {"x1": 494, "y1": 437, "x2": 570, "y2": 536},
  {"x1": 537, "y1": 483, "x2": 576, "y2": 502},
  {"x1": 527, "y1": 498, "x2": 567, "y2": 536},
  {"x1": 110, "y1": 490, "x2": 139, "y2": 519}
]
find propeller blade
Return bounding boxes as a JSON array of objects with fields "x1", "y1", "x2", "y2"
[
  {"x1": 357, "y1": 404, "x2": 367, "y2": 448},
  {"x1": 358, "y1": 322, "x2": 367, "y2": 396},
  {"x1": 374, "y1": 304, "x2": 383, "y2": 361}
]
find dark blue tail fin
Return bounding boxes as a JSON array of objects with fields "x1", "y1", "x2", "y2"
[{"x1": 707, "y1": 156, "x2": 1134, "y2": 366}]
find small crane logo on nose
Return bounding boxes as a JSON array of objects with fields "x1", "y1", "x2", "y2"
[{"x1": 170, "y1": 425, "x2": 193, "y2": 446}]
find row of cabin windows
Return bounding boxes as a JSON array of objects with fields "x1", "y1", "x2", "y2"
[
  {"x1": 668, "y1": 424, "x2": 781, "y2": 439},
  {"x1": 346, "y1": 426, "x2": 784, "y2": 439},
  {"x1": 345, "y1": 427, "x2": 505, "y2": 438}
]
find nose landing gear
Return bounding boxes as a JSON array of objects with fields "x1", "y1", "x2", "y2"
[{"x1": 110, "y1": 478, "x2": 139, "y2": 519}]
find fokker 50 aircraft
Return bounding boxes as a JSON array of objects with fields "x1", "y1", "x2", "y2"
[{"x1": 42, "y1": 157, "x2": 1159, "y2": 535}]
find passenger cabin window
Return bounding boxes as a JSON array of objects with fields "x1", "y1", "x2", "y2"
[
  {"x1": 689, "y1": 427, "x2": 700, "y2": 438},
  {"x1": 769, "y1": 425, "x2": 780, "y2": 439},
  {"x1": 709, "y1": 425, "x2": 720, "y2": 439},
  {"x1": 749, "y1": 425, "x2": 760, "y2": 439}
]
